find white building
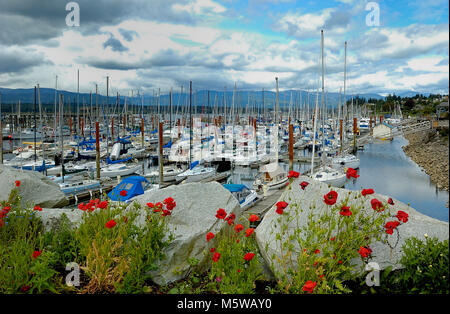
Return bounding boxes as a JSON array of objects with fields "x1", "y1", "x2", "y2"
[{"x1": 373, "y1": 122, "x2": 395, "y2": 139}]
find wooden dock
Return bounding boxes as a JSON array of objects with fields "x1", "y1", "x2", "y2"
[{"x1": 244, "y1": 187, "x2": 286, "y2": 218}]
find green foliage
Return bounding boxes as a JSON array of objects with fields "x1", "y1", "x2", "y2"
[
  {"x1": 270, "y1": 190, "x2": 392, "y2": 294},
  {"x1": 75, "y1": 200, "x2": 172, "y2": 293},
  {"x1": 209, "y1": 220, "x2": 263, "y2": 294},
  {"x1": 348, "y1": 236, "x2": 449, "y2": 294},
  {"x1": 394, "y1": 236, "x2": 449, "y2": 293},
  {"x1": 0, "y1": 189, "x2": 61, "y2": 293}
]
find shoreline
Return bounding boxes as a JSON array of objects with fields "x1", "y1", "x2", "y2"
[{"x1": 402, "y1": 129, "x2": 449, "y2": 206}]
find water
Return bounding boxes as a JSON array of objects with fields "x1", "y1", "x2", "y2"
[
  {"x1": 346, "y1": 136, "x2": 448, "y2": 222},
  {"x1": 228, "y1": 137, "x2": 449, "y2": 222}
]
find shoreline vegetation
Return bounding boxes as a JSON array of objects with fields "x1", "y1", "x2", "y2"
[{"x1": 402, "y1": 129, "x2": 449, "y2": 207}]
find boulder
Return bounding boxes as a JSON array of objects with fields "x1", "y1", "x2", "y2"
[
  {"x1": 255, "y1": 175, "x2": 449, "y2": 280},
  {"x1": 130, "y1": 181, "x2": 241, "y2": 285},
  {"x1": 35, "y1": 207, "x2": 84, "y2": 232},
  {"x1": 0, "y1": 164, "x2": 69, "y2": 208}
]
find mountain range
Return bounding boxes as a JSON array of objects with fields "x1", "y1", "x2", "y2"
[{"x1": 0, "y1": 87, "x2": 431, "y2": 109}]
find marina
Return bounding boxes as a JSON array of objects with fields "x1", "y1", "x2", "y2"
[{"x1": 0, "y1": 0, "x2": 448, "y2": 297}]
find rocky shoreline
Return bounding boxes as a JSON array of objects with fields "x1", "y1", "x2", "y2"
[{"x1": 402, "y1": 129, "x2": 449, "y2": 206}]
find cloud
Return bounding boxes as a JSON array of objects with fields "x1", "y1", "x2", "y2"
[
  {"x1": 274, "y1": 8, "x2": 352, "y2": 39},
  {"x1": 103, "y1": 34, "x2": 129, "y2": 52},
  {"x1": 119, "y1": 28, "x2": 139, "y2": 42},
  {"x1": 0, "y1": 47, "x2": 50, "y2": 74}
]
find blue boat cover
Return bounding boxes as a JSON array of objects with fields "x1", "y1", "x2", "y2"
[
  {"x1": 106, "y1": 156, "x2": 133, "y2": 164},
  {"x1": 163, "y1": 140, "x2": 172, "y2": 148},
  {"x1": 223, "y1": 183, "x2": 247, "y2": 193},
  {"x1": 107, "y1": 176, "x2": 148, "y2": 201},
  {"x1": 190, "y1": 160, "x2": 199, "y2": 170}
]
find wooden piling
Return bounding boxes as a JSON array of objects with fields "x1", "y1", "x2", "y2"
[
  {"x1": 95, "y1": 121, "x2": 100, "y2": 180},
  {"x1": 289, "y1": 123, "x2": 293, "y2": 171}
]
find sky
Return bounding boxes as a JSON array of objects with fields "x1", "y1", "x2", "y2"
[{"x1": 0, "y1": 0, "x2": 448, "y2": 96}]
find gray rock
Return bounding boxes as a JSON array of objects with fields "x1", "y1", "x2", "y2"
[
  {"x1": 34, "y1": 207, "x2": 84, "y2": 232},
  {"x1": 255, "y1": 175, "x2": 449, "y2": 281},
  {"x1": 129, "y1": 181, "x2": 241, "y2": 285},
  {"x1": 0, "y1": 164, "x2": 69, "y2": 208}
]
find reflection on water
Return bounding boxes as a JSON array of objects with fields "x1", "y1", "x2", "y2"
[
  {"x1": 347, "y1": 136, "x2": 448, "y2": 222},
  {"x1": 229, "y1": 137, "x2": 449, "y2": 222}
]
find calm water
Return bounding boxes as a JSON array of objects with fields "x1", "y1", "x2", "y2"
[
  {"x1": 346, "y1": 136, "x2": 449, "y2": 222},
  {"x1": 228, "y1": 137, "x2": 449, "y2": 222}
]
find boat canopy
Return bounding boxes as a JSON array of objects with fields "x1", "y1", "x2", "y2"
[
  {"x1": 190, "y1": 160, "x2": 199, "y2": 170},
  {"x1": 223, "y1": 184, "x2": 247, "y2": 193},
  {"x1": 163, "y1": 140, "x2": 172, "y2": 148},
  {"x1": 107, "y1": 176, "x2": 148, "y2": 201},
  {"x1": 106, "y1": 156, "x2": 133, "y2": 164}
]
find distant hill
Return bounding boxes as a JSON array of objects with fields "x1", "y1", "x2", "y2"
[{"x1": 0, "y1": 86, "x2": 386, "y2": 110}]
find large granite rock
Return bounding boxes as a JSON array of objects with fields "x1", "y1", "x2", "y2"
[
  {"x1": 130, "y1": 181, "x2": 241, "y2": 285},
  {"x1": 0, "y1": 164, "x2": 69, "y2": 208},
  {"x1": 255, "y1": 175, "x2": 449, "y2": 280},
  {"x1": 34, "y1": 208, "x2": 84, "y2": 232}
]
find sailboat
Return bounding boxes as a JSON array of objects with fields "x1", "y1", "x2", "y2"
[
  {"x1": 253, "y1": 78, "x2": 288, "y2": 191},
  {"x1": 310, "y1": 30, "x2": 347, "y2": 188},
  {"x1": 330, "y1": 41, "x2": 360, "y2": 170}
]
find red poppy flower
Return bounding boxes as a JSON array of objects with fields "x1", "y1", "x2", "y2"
[
  {"x1": 32, "y1": 250, "x2": 41, "y2": 259},
  {"x1": 302, "y1": 280, "x2": 317, "y2": 293},
  {"x1": 249, "y1": 214, "x2": 259, "y2": 222},
  {"x1": 319, "y1": 274, "x2": 325, "y2": 279},
  {"x1": 20, "y1": 285, "x2": 30, "y2": 293},
  {"x1": 300, "y1": 181, "x2": 309, "y2": 190},
  {"x1": 330, "y1": 237, "x2": 336, "y2": 241},
  {"x1": 120, "y1": 190, "x2": 127, "y2": 197},
  {"x1": 155, "y1": 202, "x2": 163, "y2": 208},
  {"x1": 323, "y1": 191, "x2": 338, "y2": 205},
  {"x1": 0, "y1": 219, "x2": 5, "y2": 228},
  {"x1": 210, "y1": 248, "x2": 215, "y2": 253},
  {"x1": 237, "y1": 269, "x2": 241, "y2": 273},
  {"x1": 15, "y1": 180, "x2": 21, "y2": 187},
  {"x1": 97, "y1": 201, "x2": 108, "y2": 209},
  {"x1": 358, "y1": 246, "x2": 372, "y2": 258},
  {"x1": 33, "y1": 205, "x2": 42, "y2": 211},
  {"x1": 78, "y1": 203, "x2": 86, "y2": 211},
  {"x1": 206, "y1": 232, "x2": 215, "y2": 242},
  {"x1": 105, "y1": 220, "x2": 117, "y2": 229},
  {"x1": 162, "y1": 209, "x2": 171, "y2": 216},
  {"x1": 339, "y1": 206, "x2": 352, "y2": 216},
  {"x1": 153, "y1": 207, "x2": 161, "y2": 213},
  {"x1": 215, "y1": 208, "x2": 227, "y2": 219},
  {"x1": 166, "y1": 201, "x2": 176, "y2": 210},
  {"x1": 236, "y1": 239, "x2": 240, "y2": 243},
  {"x1": 361, "y1": 188, "x2": 374, "y2": 196},
  {"x1": 346, "y1": 168, "x2": 360, "y2": 179},
  {"x1": 287, "y1": 170, "x2": 300, "y2": 178},
  {"x1": 276, "y1": 201, "x2": 288, "y2": 214},
  {"x1": 146, "y1": 202, "x2": 154, "y2": 208},
  {"x1": 212, "y1": 252, "x2": 221, "y2": 262},
  {"x1": 314, "y1": 249, "x2": 320, "y2": 254},
  {"x1": 244, "y1": 252, "x2": 255, "y2": 261},
  {"x1": 164, "y1": 197, "x2": 174, "y2": 205},
  {"x1": 384, "y1": 221, "x2": 400, "y2": 235},
  {"x1": 338, "y1": 260, "x2": 343, "y2": 264},
  {"x1": 388, "y1": 198, "x2": 394, "y2": 205},
  {"x1": 396, "y1": 210, "x2": 409, "y2": 223},
  {"x1": 235, "y1": 224, "x2": 244, "y2": 233},
  {"x1": 245, "y1": 228, "x2": 254, "y2": 237},
  {"x1": 370, "y1": 199, "x2": 384, "y2": 212},
  {"x1": 225, "y1": 213, "x2": 236, "y2": 222}
]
